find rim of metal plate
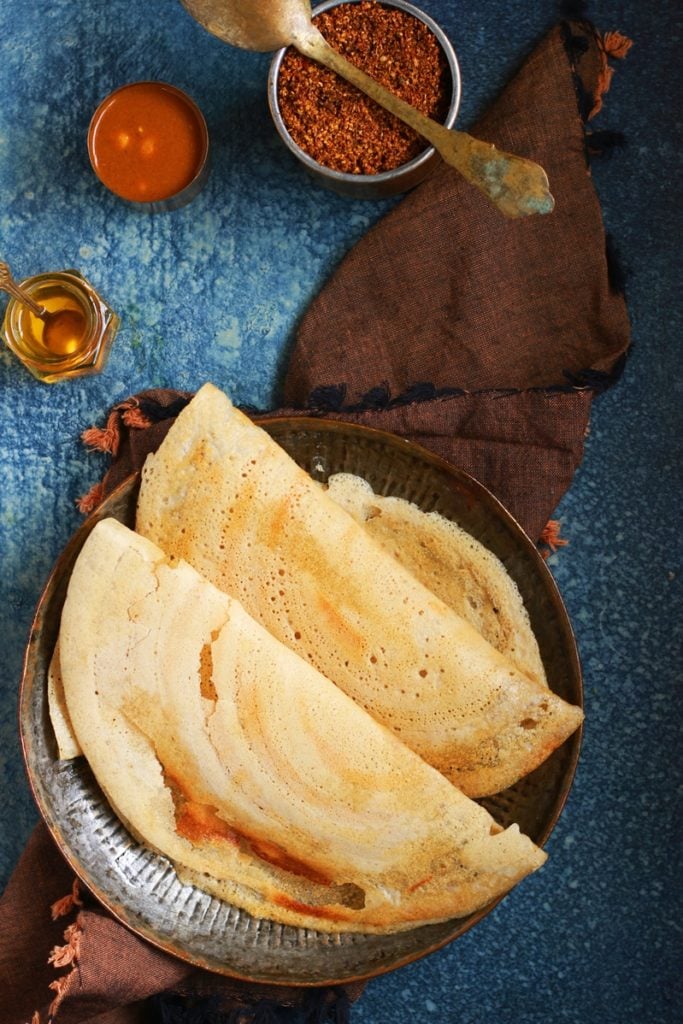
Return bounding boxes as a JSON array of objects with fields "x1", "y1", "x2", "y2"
[{"x1": 19, "y1": 417, "x2": 582, "y2": 986}]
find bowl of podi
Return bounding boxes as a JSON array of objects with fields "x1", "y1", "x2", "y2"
[
  {"x1": 268, "y1": 0, "x2": 461, "y2": 199},
  {"x1": 88, "y1": 81, "x2": 209, "y2": 212}
]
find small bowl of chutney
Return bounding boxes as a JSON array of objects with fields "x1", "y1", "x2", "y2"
[{"x1": 87, "y1": 81, "x2": 210, "y2": 212}]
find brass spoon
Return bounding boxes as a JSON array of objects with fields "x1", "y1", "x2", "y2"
[
  {"x1": 0, "y1": 261, "x2": 86, "y2": 355},
  {"x1": 180, "y1": 0, "x2": 554, "y2": 217}
]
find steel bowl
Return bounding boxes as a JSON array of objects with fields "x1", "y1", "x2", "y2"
[{"x1": 267, "y1": 0, "x2": 461, "y2": 199}]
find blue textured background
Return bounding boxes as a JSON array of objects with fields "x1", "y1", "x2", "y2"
[{"x1": 1, "y1": 2, "x2": 681, "y2": 1022}]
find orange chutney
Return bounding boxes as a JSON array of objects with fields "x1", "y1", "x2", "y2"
[{"x1": 88, "y1": 82, "x2": 207, "y2": 202}]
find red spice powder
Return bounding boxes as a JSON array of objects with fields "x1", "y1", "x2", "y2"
[{"x1": 277, "y1": 1, "x2": 450, "y2": 175}]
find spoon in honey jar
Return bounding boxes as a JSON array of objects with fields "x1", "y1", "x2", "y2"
[
  {"x1": 0, "y1": 261, "x2": 87, "y2": 356},
  {"x1": 180, "y1": 0, "x2": 554, "y2": 217}
]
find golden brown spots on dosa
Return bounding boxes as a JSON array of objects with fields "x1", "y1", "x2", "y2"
[
  {"x1": 136, "y1": 386, "x2": 583, "y2": 798},
  {"x1": 57, "y1": 499, "x2": 554, "y2": 932}
]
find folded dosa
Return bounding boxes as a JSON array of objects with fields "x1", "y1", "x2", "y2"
[
  {"x1": 137, "y1": 384, "x2": 582, "y2": 797},
  {"x1": 58, "y1": 518, "x2": 546, "y2": 933},
  {"x1": 326, "y1": 473, "x2": 547, "y2": 687},
  {"x1": 47, "y1": 641, "x2": 82, "y2": 761},
  {"x1": 49, "y1": 472, "x2": 546, "y2": 762}
]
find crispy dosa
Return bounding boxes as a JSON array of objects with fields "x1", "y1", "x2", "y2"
[
  {"x1": 137, "y1": 384, "x2": 582, "y2": 797},
  {"x1": 49, "y1": 474, "x2": 546, "y2": 762},
  {"x1": 325, "y1": 473, "x2": 547, "y2": 687},
  {"x1": 58, "y1": 518, "x2": 546, "y2": 933},
  {"x1": 47, "y1": 642, "x2": 81, "y2": 760}
]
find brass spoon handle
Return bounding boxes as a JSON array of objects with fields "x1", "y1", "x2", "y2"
[
  {"x1": 0, "y1": 261, "x2": 46, "y2": 317},
  {"x1": 296, "y1": 28, "x2": 554, "y2": 219}
]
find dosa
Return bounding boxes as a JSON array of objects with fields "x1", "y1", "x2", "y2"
[
  {"x1": 137, "y1": 384, "x2": 582, "y2": 797},
  {"x1": 326, "y1": 473, "x2": 547, "y2": 687},
  {"x1": 58, "y1": 518, "x2": 546, "y2": 933},
  {"x1": 47, "y1": 642, "x2": 81, "y2": 761},
  {"x1": 46, "y1": 473, "x2": 547, "y2": 760}
]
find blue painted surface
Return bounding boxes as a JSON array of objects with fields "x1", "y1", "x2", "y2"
[{"x1": 1, "y1": 2, "x2": 681, "y2": 1021}]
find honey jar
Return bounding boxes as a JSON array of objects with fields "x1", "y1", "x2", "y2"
[{"x1": 1, "y1": 270, "x2": 120, "y2": 383}]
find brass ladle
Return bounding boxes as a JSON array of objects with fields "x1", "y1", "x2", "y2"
[
  {"x1": 180, "y1": 0, "x2": 554, "y2": 217},
  {"x1": 0, "y1": 261, "x2": 86, "y2": 355}
]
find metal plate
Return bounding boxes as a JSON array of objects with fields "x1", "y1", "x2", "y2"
[{"x1": 19, "y1": 418, "x2": 582, "y2": 985}]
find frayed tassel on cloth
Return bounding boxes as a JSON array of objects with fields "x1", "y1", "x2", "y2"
[
  {"x1": 591, "y1": 29, "x2": 633, "y2": 118},
  {"x1": 28, "y1": 882, "x2": 85, "y2": 1023},
  {"x1": 48, "y1": 960, "x2": 77, "y2": 1020},
  {"x1": 602, "y1": 29, "x2": 633, "y2": 59},
  {"x1": 45, "y1": 918, "x2": 83, "y2": 1018},
  {"x1": 122, "y1": 404, "x2": 154, "y2": 429},
  {"x1": 539, "y1": 519, "x2": 569, "y2": 559},
  {"x1": 50, "y1": 879, "x2": 82, "y2": 921},
  {"x1": 76, "y1": 398, "x2": 154, "y2": 512},
  {"x1": 80, "y1": 398, "x2": 150, "y2": 456},
  {"x1": 75, "y1": 479, "x2": 105, "y2": 515},
  {"x1": 80, "y1": 408, "x2": 123, "y2": 457},
  {"x1": 47, "y1": 922, "x2": 82, "y2": 970},
  {"x1": 77, "y1": 392, "x2": 192, "y2": 512},
  {"x1": 561, "y1": 20, "x2": 632, "y2": 134}
]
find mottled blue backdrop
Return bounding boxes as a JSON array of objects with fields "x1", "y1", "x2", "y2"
[{"x1": 1, "y1": 2, "x2": 681, "y2": 1022}]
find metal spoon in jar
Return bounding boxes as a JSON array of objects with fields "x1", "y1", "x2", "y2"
[
  {"x1": 180, "y1": 0, "x2": 554, "y2": 218},
  {"x1": 0, "y1": 261, "x2": 86, "y2": 355}
]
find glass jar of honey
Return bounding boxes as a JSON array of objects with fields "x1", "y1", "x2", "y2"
[{"x1": 1, "y1": 270, "x2": 119, "y2": 383}]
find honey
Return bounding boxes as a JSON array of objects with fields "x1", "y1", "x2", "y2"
[{"x1": 1, "y1": 271, "x2": 120, "y2": 383}]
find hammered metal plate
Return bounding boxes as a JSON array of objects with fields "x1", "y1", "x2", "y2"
[{"x1": 20, "y1": 418, "x2": 582, "y2": 985}]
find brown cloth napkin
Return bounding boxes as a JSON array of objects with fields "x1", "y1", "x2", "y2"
[
  {"x1": 0, "y1": 19, "x2": 631, "y2": 1024},
  {"x1": 281, "y1": 19, "x2": 632, "y2": 543}
]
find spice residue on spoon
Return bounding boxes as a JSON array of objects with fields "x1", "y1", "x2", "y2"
[{"x1": 277, "y1": 0, "x2": 450, "y2": 174}]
